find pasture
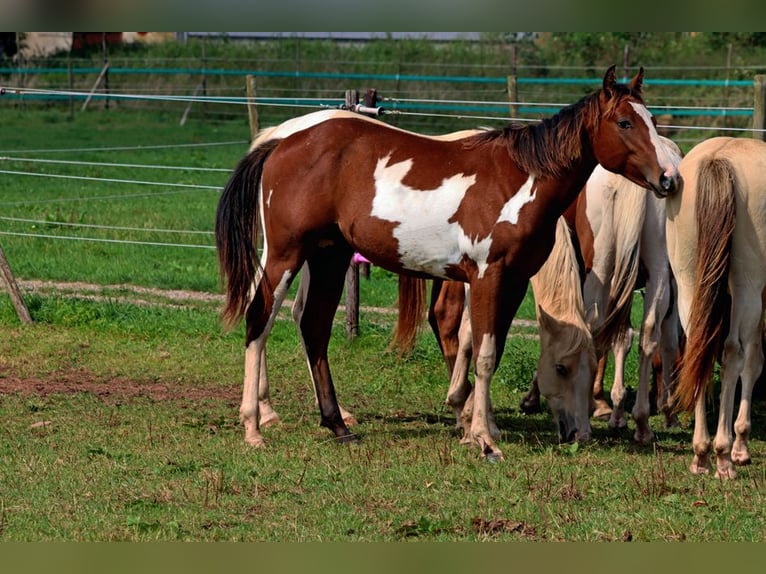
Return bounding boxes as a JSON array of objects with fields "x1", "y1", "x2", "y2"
[{"x1": 0, "y1": 106, "x2": 765, "y2": 541}]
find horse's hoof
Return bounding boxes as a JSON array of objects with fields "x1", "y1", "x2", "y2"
[
  {"x1": 689, "y1": 458, "x2": 710, "y2": 475},
  {"x1": 259, "y1": 412, "x2": 282, "y2": 428},
  {"x1": 592, "y1": 405, "x2": 612, "y2": 421},
  {"x1": 714, "y1": 466, "x2": 737, "y2": 480},
  {"x1": 633, "y1": 428, "x2": 654, "y2": 445},
  {"x1": 343, "y1": 415, "x2": 359, "y2": 427},
  {"x1": 519, "y1": 397, "x2": 542, "y2": 415},
  {"x1": 245, "y1": 435, "x2": 266, "y2": 448},
  {"x1": 336, "y1": 433, "x2": 360, "y2": 445},
  {"x1": 483, "y1": 450, "x2": 503, "y2": 463}
]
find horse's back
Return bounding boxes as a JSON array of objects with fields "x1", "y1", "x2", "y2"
[{"x1": 669, "y1": 137, "x2": 766, "y2": 280}]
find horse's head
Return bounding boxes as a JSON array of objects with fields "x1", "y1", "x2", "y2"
[
  {"x1": 593, "y1": 65, "x2": 681, "y2": 199},
  {"x1": 535, "y1": 307, "x2": 596, "y2": 443}
]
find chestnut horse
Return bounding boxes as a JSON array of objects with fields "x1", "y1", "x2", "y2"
[
  {"x1": 668, "y1": 136, "x2": 766, "y2": 478},
  {"x1": 215, "y1": 66, "x2": 679, "y2": 460}
]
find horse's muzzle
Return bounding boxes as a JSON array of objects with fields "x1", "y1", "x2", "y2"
[{"x1": 653, "y1": 172, "x2": 680, "y2": 198}]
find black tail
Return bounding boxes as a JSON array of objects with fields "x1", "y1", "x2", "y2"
[{"x1": 215, "y1": 139, "x2": 280, "y2": 328}]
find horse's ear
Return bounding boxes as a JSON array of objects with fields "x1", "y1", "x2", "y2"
[
  {"x1": 628, "y1": 66, "x2": 645, "y2": 95},
  {"x1": 602, "y1": 65, "x2": 617, "y2": 98},
  {"x1": 537, "y1": 305, "x2": 561, "y2": 336}
]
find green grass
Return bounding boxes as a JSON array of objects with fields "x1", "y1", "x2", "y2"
[
  {"x1": 1, "y1": 105, "x2": 765, "y2": 542},
  {"x1": 1, "y1": 293, "x2": 765, "y2": 542}
]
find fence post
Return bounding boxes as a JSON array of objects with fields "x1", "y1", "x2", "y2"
[
  {"x1": 507, "y1": 75, "x2": 517, "y2": 119},
  {"x1": 0, "y1": 245, "x2": 32, "y2": 324},
  {"x1": 344, "y1": 89, "x2": 360, "y2": 339},
  {"x1": 753, "y1": 75, "x2": 766, "y2": 140},
  {"x1": 246, "y1": 75, "x2": 259, "y2": 141}
]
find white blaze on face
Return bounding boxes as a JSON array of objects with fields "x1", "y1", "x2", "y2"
[
  {"x1": 629, "y1": 102, "x2": 682, "y2": 175},
  {"x1": 371, "y1": 155, "x2": 538, "y2": 279}
]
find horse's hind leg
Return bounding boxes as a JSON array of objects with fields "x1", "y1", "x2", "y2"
[
  {"x1": 257, "y1": 347, "x2": 281, "y2": 427},
  {"x1": 241, "y1": 266, "x2": 297, "y2": 447},
  {"x1": 718, "y1": 288, "x2": 763, "y2": 475},
  {"x1": 296, "y1": 248, "x2": 356, "y2": 443},
  {"x1": 293, "y1": 265, "x2": 357, "y2": 426},
  {"x1": 657, "y1": 287, "x2": 681, "y2": 429},
  {"x1": 591, "y1": 354, "x2": 613, "y2": 420},
  {"x1": 608, "y1": 327, "x2": 633, "y2": 430}
]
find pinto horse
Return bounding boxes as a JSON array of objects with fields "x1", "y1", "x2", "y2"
[
  {"x1": 215, "y1": 65, "x2": 680, "y2": 460},
  {"x1": 668, "y1": 136, "x2": 766, "y2": 478}
]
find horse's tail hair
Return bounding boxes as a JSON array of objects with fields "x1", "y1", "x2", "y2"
[
  {"x1": 392, "y1": 275, "x2": 428, "y2": 353},
  {"x1": 591, "y1": 181, "x2": 645, "y2": 354},
  {"x1": 215, "y1": 139, "x2": 281, "y2": 329},
  {"x1": 674, "y1": 157, "x2": 737, "y2": 412}
]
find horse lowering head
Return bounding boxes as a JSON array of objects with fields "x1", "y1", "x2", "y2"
[{"x1": 593, "y1": 65, "x2": 681, "y2": 198}]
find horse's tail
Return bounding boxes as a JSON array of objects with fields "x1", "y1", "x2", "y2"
[
  {"x1": 591, "y1": 181, "x2": 646, "y2": 353},
  {"x1": 215, "y1": 139, "x2": 281, "y2": 329},
  {"x1": 674, "y1": 157, "x2": 737, "y2": 412},
  {"x1": 391, "y1": 275, "x2": 428, "y2": 353}
]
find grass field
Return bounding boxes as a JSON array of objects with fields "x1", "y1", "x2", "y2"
[{"x1": 1, "y1": 106, "x2": 765, "y2": 541}]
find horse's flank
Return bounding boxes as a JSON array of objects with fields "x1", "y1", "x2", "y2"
[{"x1": 588, "y1": 171, "x2": 647, "y2": 354}]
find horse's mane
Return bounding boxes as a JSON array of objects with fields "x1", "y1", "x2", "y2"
[
  {"x1": 467, "y1": 82, "x2": 639, "y2": 178},
  {"x1": 531, "y1": 217, "x2": 591, "y2": 357}
]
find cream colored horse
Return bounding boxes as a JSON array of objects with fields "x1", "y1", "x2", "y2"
[
  {"x1": 520, "y1": 137, "x2": 682, "y2": 444},
  {"x1": 667, "y1": 136, "x2": 766, "y2": 479},
  {"x1": 583, "y1": 156, "x2": 681, "y2": 443},
  {"x1": 441, "y1": 216, "x2": 596, "y2": 443}
]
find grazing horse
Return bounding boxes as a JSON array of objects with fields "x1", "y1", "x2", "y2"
[
  {"x1": 215, "y1": 66, "x2": 680, "y2": 460},
  {"x1": 668, "y1": 136, "x2": 766, "y2": 478},
  {"x1": 401, "y1": 216, "x2": 597, "y2": 443},
  {"x1": 517, "y1": 141, "x2": 682, "y2": 440}
]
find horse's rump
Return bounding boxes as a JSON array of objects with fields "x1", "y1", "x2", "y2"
[{"x1": 674, "y1": 156, "x2": 737, "y2": 412}]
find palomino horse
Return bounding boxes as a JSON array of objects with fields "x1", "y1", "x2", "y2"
[
  {"x1": 668, "y1": 136, "x2": 766, "y2": 478},
  {"x1": 215, "y1": 66, "x2": 680, "y2": 460},
  {"x1": 401, "y1": 216, "x2": 597, "y2": 443}
]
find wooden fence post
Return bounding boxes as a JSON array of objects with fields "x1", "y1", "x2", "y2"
[
  {"x1": 507, "y1": 75, "x2": 517, "y2": 119},
  {"x1": 344, "y1": 89, "x2": 360, "y2": 340},
  {"x1": 753, "y1": 75, "x2": 766, "y2": 140},
  {"x1": 0, "y1": 245, "x2": 32, "y2": 324},
  {"x1": 246, "y1": 75, "x2": 259, "y2": 141}
]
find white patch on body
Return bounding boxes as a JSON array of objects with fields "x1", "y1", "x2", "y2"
[
  {"x1": 371, "y1": 155, "x2": 537, "y2": 278},
  {"x1": 497, "y1": 176, "x2": 536, "y2": 224}
]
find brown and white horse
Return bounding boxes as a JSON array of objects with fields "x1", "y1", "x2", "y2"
[
  {"x1": 215, "y1": 66, "x2": 680, "y2": 460},
  {"x1": 668, "y1": 136, "x2": 766, "y2": 478}
]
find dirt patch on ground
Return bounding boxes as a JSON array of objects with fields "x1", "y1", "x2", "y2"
[{"x1": 0, "y1": 367, "x2": 240, "y2": 405}]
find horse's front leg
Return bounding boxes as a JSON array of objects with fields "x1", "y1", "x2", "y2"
[{"x1": 465, "y1": 272, "x2": 524, "y2": 461}]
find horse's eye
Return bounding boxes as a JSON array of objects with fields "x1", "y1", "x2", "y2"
[
  {"x1": 555, "y1": 364, "x2": 568, "y2": 377},
  {"x1": 618, "y1": 119, "x2": 632, "y2": 130}
]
